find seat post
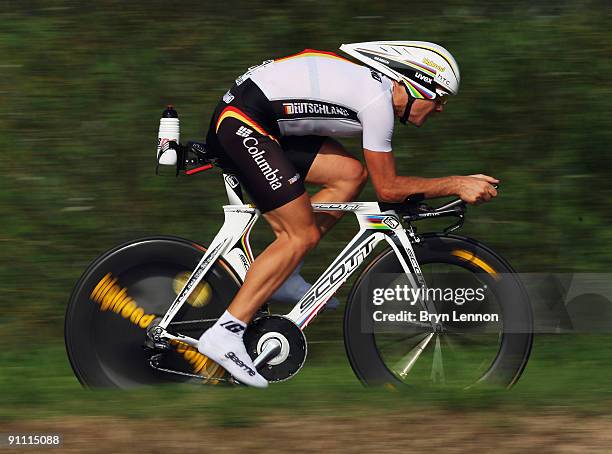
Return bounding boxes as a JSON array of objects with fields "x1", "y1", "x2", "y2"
[{"x1": 223, "y1": 173, "x2": 245, "y2": 205}]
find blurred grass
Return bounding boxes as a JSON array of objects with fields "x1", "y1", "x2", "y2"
[
  {"x1": 2, "y1": 334, "x2": 612, "y2": 423},
  {"x1": 2, "y1": 0, "x2": 612, "y2": 418}
]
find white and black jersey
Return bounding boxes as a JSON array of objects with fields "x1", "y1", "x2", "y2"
[
  {"x1": 205, "y1": 49, "x2": 395, "y2": 213},
  {"x1": 247, "y1": 49, "x2": 395, "y2": 152}
]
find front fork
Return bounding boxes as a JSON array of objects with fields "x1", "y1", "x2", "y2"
[{"x1": 384, "y1": 227, "x2": 444, "y2": 332}]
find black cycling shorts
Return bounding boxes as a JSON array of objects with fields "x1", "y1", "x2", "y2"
[{"x1": 206, "y1": 79, "x2": 326, "y2": 213}]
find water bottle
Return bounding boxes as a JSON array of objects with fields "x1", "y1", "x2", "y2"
[{"x1": 156, "y1": 105, "x2": 180, "y2": 165}]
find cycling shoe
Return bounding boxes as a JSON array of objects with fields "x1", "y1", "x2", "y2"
[{"x1": 197, "y1": 318, "x2": 268, "y2": 388}]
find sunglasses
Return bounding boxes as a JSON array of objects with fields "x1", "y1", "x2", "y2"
[{"x1": 435, "y1": 95, "x2": 449, "y2": 106}]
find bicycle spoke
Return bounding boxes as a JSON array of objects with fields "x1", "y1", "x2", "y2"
[
  {"x1": 392, "y1": 332, "x2": 434, "y2": 379},
  {"x1": 430, "y1": 335, "x2": 446, "y2": 384},
  {"x1": 438, "y1": 332, "x2": 499, "y2": 383}
]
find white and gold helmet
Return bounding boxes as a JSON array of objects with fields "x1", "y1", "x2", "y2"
[{"x1": 340, "y1": 41, "x2": 460, "y2": 99}]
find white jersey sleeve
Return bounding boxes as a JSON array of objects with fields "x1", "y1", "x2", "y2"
[
  {"x1": 247, "y1": 51, "x2": 396, "y2": 150},
  {"x1": 358, "y1": 88, "x2": 394, "y2": 152}
]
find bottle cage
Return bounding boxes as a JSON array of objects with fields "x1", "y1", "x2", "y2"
[{"x1": 156, "y1": 141, "x2": 216, "y2": 176}]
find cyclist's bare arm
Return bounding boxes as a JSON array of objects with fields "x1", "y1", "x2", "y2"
[{"x1": 363, "y1": 149, "x2": 499, "y2": 204}]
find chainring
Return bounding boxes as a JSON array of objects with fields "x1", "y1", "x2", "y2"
[{"x1": 244, "y1": 315, "x2": 307, "y2": 382}]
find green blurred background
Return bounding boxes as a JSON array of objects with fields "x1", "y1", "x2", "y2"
[{"x1": 2, "y1": 0, "x2": 612, "y2": 422}]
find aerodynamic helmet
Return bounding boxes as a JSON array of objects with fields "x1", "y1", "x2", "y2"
[{"x1": 339, "y1": 41, "x2": 460, "y2": 99}]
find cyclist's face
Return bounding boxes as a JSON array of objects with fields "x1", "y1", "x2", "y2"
[
  {"x1": 392, "y1": 82, "x2": 444, "y2": 127},
  {"x1": 408, "y1": 99, "x2": 439, "y2": 127}
]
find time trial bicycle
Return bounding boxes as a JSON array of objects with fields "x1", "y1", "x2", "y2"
[{"x1": 65, "y1": 139, "x2": 533, "y2": 389}]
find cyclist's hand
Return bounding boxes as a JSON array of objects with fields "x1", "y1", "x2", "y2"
[{"x1": 456, "y1": 174, "x2": 499, "y2": 204}]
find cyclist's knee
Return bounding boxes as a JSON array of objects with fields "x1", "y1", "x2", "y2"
[
  {"x1": 356, "y1": 163, "x2": 368, "y2": 189},
  {"x1": 340, "y1": 160, "x2": 368, "y2": 190},
  {"x1": 290, "y1": 224, "x2": 320, "y2": 253}
]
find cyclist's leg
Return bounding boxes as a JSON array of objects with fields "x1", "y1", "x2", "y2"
[
  {"x1": 198, "y1": 193, "x2": 317, "y2": 388},
  {"x1": 228, "y1": 192, "x2": 319, "y2": 321},
  {"x1": 207, "y1": 115, "x2": 322, "y2": 320},
  {"x1": 284, "y1": 137, "x2": 368, "y2": 235},
  {"x1": 199, "y1": 114, "x2": 320, "y2": 386},
  {"x1": 268, "y1": 137, "x2": 365, "y2": 308}
]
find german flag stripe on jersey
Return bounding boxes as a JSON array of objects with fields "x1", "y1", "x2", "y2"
[
  {"x1": 216, "y1": 106, "x2": 269, "y2": 135},
  {"x1": 275, "y1": 48, "x2": 354, "y2": 64}
]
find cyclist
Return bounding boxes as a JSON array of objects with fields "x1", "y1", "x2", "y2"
[{"x1": 198, "y1": 41, "x2": 498, "y2": 387}]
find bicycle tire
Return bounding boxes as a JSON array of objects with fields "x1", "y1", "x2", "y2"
[
  {"x1": 343, "y1": 233, "x2": 533, "y2": 388},
  {"x1": 65, "y1": 236, "x2": 241, "y2": 388}
]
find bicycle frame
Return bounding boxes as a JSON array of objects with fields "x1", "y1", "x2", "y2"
[{"x1": 152, "y1": 173, "x2": 439, "y2": 349}]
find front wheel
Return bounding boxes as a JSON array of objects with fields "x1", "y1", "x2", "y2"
[{"x1": 343, "y1": 233, "x2": 533, "y2": 389}]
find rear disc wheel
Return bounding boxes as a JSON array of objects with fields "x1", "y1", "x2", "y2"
[{"x1": 65, "y1": 236, "x2": 241, "y2": 388}]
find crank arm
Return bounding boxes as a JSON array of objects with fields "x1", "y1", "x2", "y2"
[
  {"x1": 252, "y1": 338, "x2": 282, "y2": 370},
  {"x1": 148, "y1": 324, "x2": 200, "y2": 349}
]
